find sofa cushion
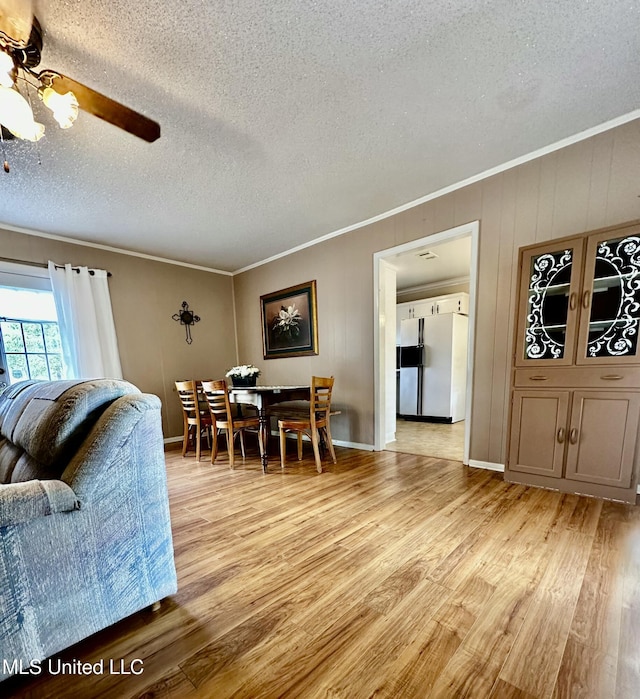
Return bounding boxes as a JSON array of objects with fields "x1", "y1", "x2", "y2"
[
  {"x1": 0, "y1": 439, "x2": 22, "y2": 483},
  {"x1": 0, "y1": 380, "x2": 40, "y2": 437},
  {"x1": 0, "y1": 379, "x2": 140, "y2": 483}
]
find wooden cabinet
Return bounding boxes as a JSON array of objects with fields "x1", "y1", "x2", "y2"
[
  {"x1": 509, "y1": 390, "x2": 569, "y2": 478},
  {"x1": 397, "y1": 292, "x2": 469, "y2": 342},
  {"x1": 506, "y1": 220, "x2": 640, "y2": 503},
  {"x1": 563, "y1": 391, "x2": 640, "y2": 488},
  {"x1": 509, "y1": 389, "x2": 639, "y2": 490}
]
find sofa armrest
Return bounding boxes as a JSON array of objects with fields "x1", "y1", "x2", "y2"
[{"x1": 0, "y1": 479, "x2": 80, "y2": 527}]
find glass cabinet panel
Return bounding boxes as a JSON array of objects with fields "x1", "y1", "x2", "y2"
[
  {"x1": 523, "y1": 248, "x2": 574, "y2": 361},
  {"x1": 580, "y1": 233, "x2": 640, "y2": 361}
]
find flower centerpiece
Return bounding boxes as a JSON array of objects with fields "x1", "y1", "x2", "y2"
[{"x1": 226, "y1": 364, "x2": 261, "y2": 387}]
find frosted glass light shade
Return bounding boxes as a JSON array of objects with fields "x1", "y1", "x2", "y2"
[
  {"x1": 0, "y1": 84, "x2": 44, "y2": 140},
  {"x1": 0, "y1": 49, "x2": 14, "y2": 88},
  {"x1": 40, "y1": 86, "x2": 78, "y2": 129}
]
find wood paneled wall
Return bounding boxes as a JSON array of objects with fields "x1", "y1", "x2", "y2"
[
  {"x1": 234, "y1": 119, "x2": 640, "y2": 463},
  {"x1": 0, "y1": 230, "x2": 237, "y2": 438}
]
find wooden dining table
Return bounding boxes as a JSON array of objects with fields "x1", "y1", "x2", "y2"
[{"x1": 228, "y1": 385, "x2": 311, "y2": 472}]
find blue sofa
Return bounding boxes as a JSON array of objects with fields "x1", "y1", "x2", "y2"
[{"x1": 0, "y1": 379, "x2": 177, "y2": 679}]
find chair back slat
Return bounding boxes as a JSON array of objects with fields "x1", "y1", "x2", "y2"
[
  {"x1": 311, "y1": 376, "x2": 334, "y2": 424},
  {"x1": 201, "y1": 380, "x2": 233, "y2": 424},
  {"x1": 175, "y1": 380, "x2": 200, "y2": 418}
]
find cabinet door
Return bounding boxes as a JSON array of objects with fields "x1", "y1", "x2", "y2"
[
  {"x1": 411, "y1": 300, "x2": 434, "y2": 317},
  {"x1": 397, "y1": 303, "x2": 413, "y2": 342},
  {"x1": 434, "y1": 296, "x2": 460, "y2": 314},
  {"x1": 508, "y1": 390, "x2": 569, "y2": 477},
  {"x1": 576, "y1": 223, "x2": 640, "y2": 364},
  {"x1": 515, "y1": 238, "x2": 585, "y2": 366},
  {"x1": 565, "y1": 391, "x2": 640, "y2": 488}
]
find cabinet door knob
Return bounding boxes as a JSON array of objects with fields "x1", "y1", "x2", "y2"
[
  {"x1": 569, "y1": 427, "x2": 579, "y2": 444},
  {"x1": 529, "y1": 375, "x2": 549, "y2": 381},
  {"x1": 582, "y1": 290, "x2": 591, "y2": 309},
  {"x1": 601, "y1": 374, "x2": 623, "y2": 380},
  {"x1": 557, "y1": 427, "x2": 566, "y2": 444},
  {"x1": 569, "y1": 292, "x2": 577, "y2": 310}
]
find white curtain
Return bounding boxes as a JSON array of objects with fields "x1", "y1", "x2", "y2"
[{"x1": 48, "y1": 262, "x2": 123, "y2": 379}]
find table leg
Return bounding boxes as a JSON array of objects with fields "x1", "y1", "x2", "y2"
[{"x1": 259, "y1": 408, "x2": 269, "y2": 473}]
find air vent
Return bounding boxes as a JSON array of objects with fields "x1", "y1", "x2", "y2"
[{"x1": 416, "y1": 250, "x2": 439, "y2": 260}]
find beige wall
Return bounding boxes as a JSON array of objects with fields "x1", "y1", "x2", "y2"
[
  {"x1": 0, "y1": 229, "x2": 237, "y2": 438},
  {"x1": 234, "y1": 119, "x2": 640, "y2": 463}
]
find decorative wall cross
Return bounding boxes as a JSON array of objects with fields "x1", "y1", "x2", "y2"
[{"x1": 172, "y1": 301, "x2": 200, "y2": 344}]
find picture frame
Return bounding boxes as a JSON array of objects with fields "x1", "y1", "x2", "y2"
[{"x1": 261, "y1": 280, "x2": 319, "y2": 359}]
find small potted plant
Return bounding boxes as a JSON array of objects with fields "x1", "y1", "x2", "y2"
[{"x1": 226, "y1": 364, "x2": 261, "y2": 387}]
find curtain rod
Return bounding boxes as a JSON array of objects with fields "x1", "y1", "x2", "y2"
[{"x1": 0, "y1": 256, "x2": 112, "y2": 277}]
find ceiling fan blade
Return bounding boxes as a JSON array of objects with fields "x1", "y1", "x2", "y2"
[
  {"x1": 42, "y1": 71, "x2": 160, "y2": 142},
  {"x1": 0, "y1": 0, "x2": 33, "y2": 47}
]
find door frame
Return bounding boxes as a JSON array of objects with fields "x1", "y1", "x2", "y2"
[{"x1": 373, "y1": 220, "x2": 480, "y2": 463}]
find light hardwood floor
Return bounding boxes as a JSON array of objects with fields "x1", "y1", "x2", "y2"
[{"x1": 3, "y1": 442, "x2": 640, "y2": 698}]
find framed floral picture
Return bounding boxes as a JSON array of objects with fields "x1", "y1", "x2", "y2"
[{"x1": 261, "y1": 280, "x2": 319, "y2": 359}]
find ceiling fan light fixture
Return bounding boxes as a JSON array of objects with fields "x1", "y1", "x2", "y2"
[
  {"x1": 0, "y1": 83, "x2": 43, "y2": 140},
  {"x1": 40, "y1": 85, "x2": 78, "y2": 129}
]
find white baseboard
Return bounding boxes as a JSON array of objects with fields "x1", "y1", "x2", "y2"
[
  {"x1": 279, "y1": 431, "x2": 374, "y2": 451},
  {"x1": 468, "y1": 460, "x2": 505, "y2": 473},
  {"x1": 181, "y1": 428, "x2": 374, "y2": 454},
  {"x1": 167, "y1": 432, "x2": 498, "y2": 462},
  {"x1": 333, "y1": 439, "x2": 374, "y2": 451}
]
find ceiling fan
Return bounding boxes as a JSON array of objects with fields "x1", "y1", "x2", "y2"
[{"x1": 0, "y1": 0, "x2": 160, "y2": 148}]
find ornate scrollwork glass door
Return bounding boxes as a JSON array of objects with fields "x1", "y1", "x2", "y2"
[
  {"x1": 581, "y1": 234, "x2": 640, "y2": 360},
  {"x1": 524, "y1": 249, "x2": 574, "y2": 361}
]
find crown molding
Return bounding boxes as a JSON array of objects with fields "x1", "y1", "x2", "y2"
[
  {"x1": 0, "y1": 223, "x2": 233, "y2": 276},
  {"x1": 397, "y1": 275, "x2": 470, "y2": 299}
]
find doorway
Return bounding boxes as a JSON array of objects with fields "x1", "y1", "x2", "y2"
[{"x1": 373, "y1": 221, "x2": 479, "y2": 464}]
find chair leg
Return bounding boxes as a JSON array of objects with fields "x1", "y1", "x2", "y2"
[
  {"x1": 310, "y1": 429, "x2": 322, "y2": 473},
  {"x1": 182, "y1": 430, "x2": 188, "y2": 457},
  {"x1": 181, "y1": 416, "x2": 189, "y2": 456},
  {"x1": 239, "y1": 429, "x2": 246, "y2": 459},
  {"x1": 279, "y1": 426, "x2": 287, "y2": 468},
  {"x1": 196, "y1": 425, "x2": 202, "y2": 462},
  {"x1": 297, "y1": 432, "x2": 303, "y2": 460},
  {"x1": 324, "y1": 423, "x2": 337, "y2": 463},
  {"x1": 227, "y1": 428, "x2": 235, "y2": 468},
  {"x1": 210, "y1": 428, "x2": 219, "y2": 464}
]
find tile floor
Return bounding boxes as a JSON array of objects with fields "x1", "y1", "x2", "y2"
[{"x1": 385, "y1": 418, "x2": 465, "y2": 461}]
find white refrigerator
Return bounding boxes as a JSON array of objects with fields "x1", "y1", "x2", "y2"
[{"x1": 398, "y1": 313, "x2": 468, "y2": 422}]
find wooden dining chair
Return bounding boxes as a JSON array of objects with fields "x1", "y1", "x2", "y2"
[
  {"x1": 175, "y1": 380, "x2": 213, "y2": 461},
  {"x1": 278, "y1": 376, "x2": 337, "y2": 473},
  {"x1": 200, "y1": 379, "x2": 264, "y2": 468}
]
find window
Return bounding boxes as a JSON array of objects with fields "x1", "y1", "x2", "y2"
[
  {"x1": 0, "y1": 263, "x2": 64, "y2": 386},
  {"x1": 1, "y1": 316, "x2": 64, "y2": 382}
]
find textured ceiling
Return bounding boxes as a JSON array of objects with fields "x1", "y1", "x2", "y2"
[
  {"x1": 0, "y1": 1, "x2": 639, "y2": 272},
  {"x1": 390, "y1": 237, "x2": 472, "y2": 291}
]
